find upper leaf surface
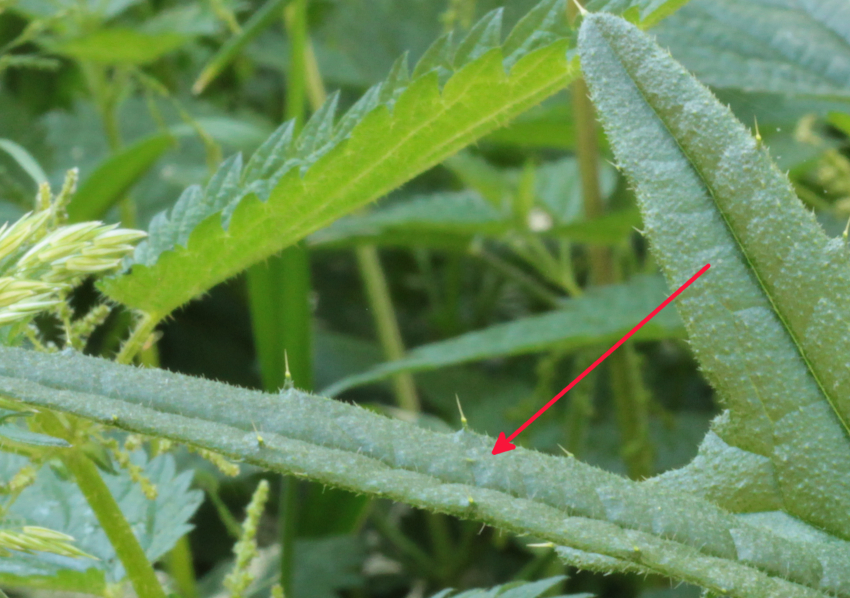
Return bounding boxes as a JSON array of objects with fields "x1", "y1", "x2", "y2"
[
  {"x1": 655, "y1": 0, "x2": 850, "y2": 99},
  {"x1": 0, "y1": 345, "x2": 846, "y2": 597},
  {"x1": 578, "y1": 12, "x2": 850, "y2": 539},
  {"x1": 99, "y1": 0, "x2": 574, "y2": 317}
]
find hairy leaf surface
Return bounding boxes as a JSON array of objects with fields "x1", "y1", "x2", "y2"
[
  {"x1": 0, "y1": 346, "x2": 845, "y2": 597},
  {"x1": 578, "y1": 12, "x2": 850, "y2": 544},
  {"x1": 428, "y1": 576, "x2": 589, "y2": 598},
  {"x1": 324, "y1": 275, "x2": 682, "y2": 395}
]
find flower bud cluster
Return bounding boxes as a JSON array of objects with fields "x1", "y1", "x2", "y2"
[
  {"x1": 0, "y1": 171, "x2": 146, "y2": 327},
  {"x1": 0, "y1": 526, "x2": 93, "y2": 559}
]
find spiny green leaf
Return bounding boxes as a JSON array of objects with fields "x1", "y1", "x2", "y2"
[
  {"x1": 656, "y1": 0, "x2": 850, "y2": 99},
  {"x1": 0, "y1": 346, "x2": 844, "y2": 597},
  {"x1": 100, "y1": 0, "x2": 574, "y2": 318},
  {"x1": 578, "y1": 12, "x2": 850, "y2": 542},
  {"x1": 324, "y1": 275, "x2": 683, "y2": 396}
]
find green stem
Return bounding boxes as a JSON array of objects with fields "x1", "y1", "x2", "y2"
[
  {"x1": 166, "y1": 536, "x2": 197, "y2": 598},
  {"x1": 609, "y1": 345, "x2": 654, "y2": 479},
  {"x1": 115, "y1": 313, "x2": 160, "y2": 365},
  {"x1": 63, "y1": 448, "x2": 166, "y2": 598},
  {"x1": 283, "y1": 0, "x2": 307, "y2": 125},
  {"x1": 571, "y1": 76, "x2": 612, "y2": 286},
  {"x1": 356, "y1": 245, "x2": 420, "y2": 411}
]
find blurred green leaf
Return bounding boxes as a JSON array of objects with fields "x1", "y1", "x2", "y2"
[
  {"x1": 50, "y1": 29, "x2": 186, "y2": 65},
  {"x1": 0, "y1": 139, "x2": 48, "y2": 186},
  {"x1": 657, "y1": 0, "x2": 850, "y2": 100},
  {"x1": 323, "y1": 275, "x2": 683, "y2": 396},
  {"x1": 67, "y1": 133, "x2": 175, "y2": 222}
]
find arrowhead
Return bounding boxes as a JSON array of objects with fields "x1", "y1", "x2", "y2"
[{"x1": 491, "y1": 432, "x2": 516, "y2": 455}]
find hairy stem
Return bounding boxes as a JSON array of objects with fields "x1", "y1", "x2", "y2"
[{"x1": 115, "y1": 312, "x2": 160, "y2": 365}]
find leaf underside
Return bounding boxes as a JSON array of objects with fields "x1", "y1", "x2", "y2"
[{"x1": 578, "y1": 8, "x2": 850, "y2": 568}]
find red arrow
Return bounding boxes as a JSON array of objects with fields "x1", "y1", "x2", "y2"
[{"x1": 492, "y1": 264, "x2": 710, "y2": 455}]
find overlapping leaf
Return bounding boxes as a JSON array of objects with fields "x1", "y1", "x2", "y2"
[
  {"x1": 0, "y1": 451, "x2": 202, "y2": 591},
  {"x1": 578, "y1": 11, "x2": 850, "y2": 549}
]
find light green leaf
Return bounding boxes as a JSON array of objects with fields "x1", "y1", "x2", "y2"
[
  {"x1": 324, "y1": 275, "x2": 681, "y2": 395},
  {"x1": 0, "y1": 346, "x2": 844, "y2": 597},
  {"x1": 50, "y1": 28, "x2": 186, "y2": 65},
  {"x1": 578, "y1": 11, "x2": 850, "y2": 546},
  {"x1": 100, "y1": 0, "x2": 575, "y2": 318},
  {"x1": 656, "y1": 0, "x2": 850, "y2": 100}
]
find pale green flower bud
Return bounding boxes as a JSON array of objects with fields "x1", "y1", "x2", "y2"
[
  {"x1": 0, "y1": 211, "x2": 51, "y2": 264},
  {"x1": 0, "y1": 278, "x2": 57, "y2": 307},
  {"x1": 18, "y1": 222, "x2": 103, "y2": 268}
]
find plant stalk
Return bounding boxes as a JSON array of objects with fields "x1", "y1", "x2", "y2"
[
  {"x1": 62, "y1": 447, "x2": 166, "y2": 598},
  {"x1": 115, "y1": 312, "x2": 160, "y2": 365},
  {"x1": 356, "y1": 245, "x2": 420, "y2": 411}
]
